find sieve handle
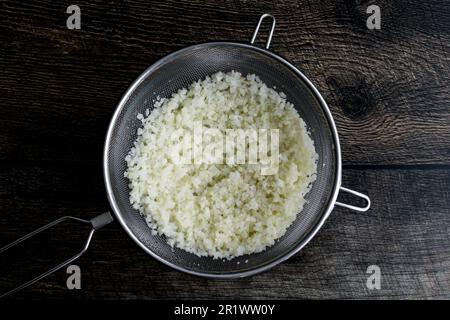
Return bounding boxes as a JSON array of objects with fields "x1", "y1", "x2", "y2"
[
  {"x1": 335, "y1": 187, "x2": 371, "y2": 212},
  {"x1": 250, "y1": 14, "x2": 276, "y2": 49},
  {"x1": 0, "y1": 212, "x2": 113, "y2": 298}
]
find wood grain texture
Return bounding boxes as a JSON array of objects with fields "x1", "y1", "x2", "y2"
[
  {"x1": 0, "y1": 0, "x2": 449, "y2": 165},
  {"x1": 0, "y1": 0, "x2": 449, "y2": 300},
  {"x1": 0, "y1": 165, "x2": 449, "y2": 299}
]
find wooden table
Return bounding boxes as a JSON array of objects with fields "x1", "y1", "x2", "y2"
[{"x1": 0, "y1": 0, "x2": 449, "y2": 299}]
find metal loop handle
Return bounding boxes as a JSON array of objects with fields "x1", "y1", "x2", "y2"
[
  {"x1": 335, "y1": 187, "x2": 371, "y2": 212},
  {"x1": 250, "y1": 13, "x2": 276, "y2": 49},
  {"x1": 0, "y1": 212, "x2": 113, "y2": 298}
]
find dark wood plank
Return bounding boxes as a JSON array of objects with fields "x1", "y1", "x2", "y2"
[
  {"x1": 0, "y1": 0, "x2": 449, "y2": 165},
  {"x1": 1, "y1": 0, "x2": 449, "y2": 301},
  {"x1": 1, "y1": 164, "x2": 449, "y2": 299}
]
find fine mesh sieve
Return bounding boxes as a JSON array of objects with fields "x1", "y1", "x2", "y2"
[
  {"x1": 1, "y1": 15, "x2": 371, "y2": 297},
  {"x1": 103, "y1": 14, "x2": 369, "y2": 278}
]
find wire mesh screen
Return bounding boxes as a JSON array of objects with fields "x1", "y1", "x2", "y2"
[{"x1": 105, "y1": 43, "x2": 338, "y2": 276}]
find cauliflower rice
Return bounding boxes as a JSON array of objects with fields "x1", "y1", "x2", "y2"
[{"x1": 125, "y1": 71, "x2": 318, "y2": 259}]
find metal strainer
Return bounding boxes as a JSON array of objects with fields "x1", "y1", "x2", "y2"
[
  {"x1": 1, "y1": 14, "x2": 370, "y2": 297},
  {"x1": 103, "y1": 13, "x2": 370, "y2": 277}
]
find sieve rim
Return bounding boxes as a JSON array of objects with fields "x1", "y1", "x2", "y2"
[{"x1": 103, "y1": 41, "x2": 342, "y2": 278}]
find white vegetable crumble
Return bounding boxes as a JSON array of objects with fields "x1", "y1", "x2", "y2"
[{"x1": 125, "y1": 71, "x2": 318, "y2": 259}]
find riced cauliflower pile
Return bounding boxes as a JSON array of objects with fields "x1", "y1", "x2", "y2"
[{"x1": 125, "y1": 71, "x2": 318, "y2": 259}]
